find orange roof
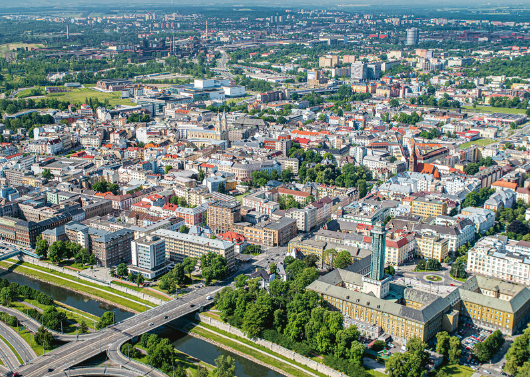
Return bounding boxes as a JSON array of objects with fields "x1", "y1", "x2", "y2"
[
  {"x1": 292, "y1": 130, "x2": 319, "y2": 137},
  {"x1": 492, "y1": 180, "x2": 517, "y2": 189}
]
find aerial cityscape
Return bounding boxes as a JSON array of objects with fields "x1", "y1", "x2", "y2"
[{"x1": 1, "y1": 2, "x2": 530, "y2": 377}]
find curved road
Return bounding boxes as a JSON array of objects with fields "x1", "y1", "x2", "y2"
[
  {"x1": 0, "y1": 321, "x2": 36, "y2": 364},
  {"x1": 48, "y1": 367, "x2": 138, "y2": 377},
  {"x1": 0, "y1": 334, "x2": 20, "y2": 370},
  {"x1": 15, "y1": 284, "x2": 225, "y2": 377}
]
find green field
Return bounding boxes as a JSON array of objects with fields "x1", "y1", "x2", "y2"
[
  {"x1": 438, "y1": 364, "x2": 474, "y2": 377},
  {"x1": 111, "y1": 281, "x2": 171, "y2": 301},
  {"x1": 16, "y1": 87, "x2": 135, "y2": 107},
  {"x1": 0, "y1": 43, "x2": 44, "y2": 53},
  {"x1": 463, "y1": 105, "x2": 527, "y2": 115},
  {"x1": 459, "y1": 139, "x2": 496, "y2": 149}
]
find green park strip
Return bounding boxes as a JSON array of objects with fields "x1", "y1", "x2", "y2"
[
  {"x1": 0, "y1": 260, "x2": 155, "y2": 312},
  {"x1": 0, "y1": 333, "x2": 23, "y2": 364},
  {"x1": 462, "y1": 105, "x2": 527, "y2": 115},
  {"x1": 366, "y1": 369, "x2": 387, "y2": 377},
  {"x1": 111, "y1": 281, "x2": 171, "y2": 301},
  {"x1": 438, "y1": 364, "x2": 474, "y2": 377},
  {"x1": 16, "y1": 328, "x2": 48, "y2": 356},
  {"x1": 55, "y1": 302, "x2": 100, "y2": 323},
  {"x1": 9, "y1": 301, "x2": 95, "y2": 333},
  {"x1": 190, "y1": 324, "x2": 326, "y2": 377}
]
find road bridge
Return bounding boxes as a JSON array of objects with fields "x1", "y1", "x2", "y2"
[{"x1": 13, "y1": 283, "x2": 226, "y2": 377}]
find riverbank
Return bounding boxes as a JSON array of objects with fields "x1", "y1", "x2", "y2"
[
  {"x1": 0, "y1": 260, "x2": 152, "y2": 313},
  {"x1": 180, "y1": 320, "x2": 322, "y2": 377}
]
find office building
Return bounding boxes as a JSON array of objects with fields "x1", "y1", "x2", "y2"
[
  {"x1": 406, "y1": 28, "x2": 419, "y2": 45},
  {"x1": 351, "y1": 62, "x2": 368, "y2": 80},
  {"x1": 415, "y1": 233, "x2": 449, "y2": 262},
  {"x1": 410, "y1": 197, "x2": 447, "y2": 218},
  {"x1": 152, "y1": 229, "x2": 235, "y2": 270},
  {"x1": 92, "y1": 229, "x2": 135, "y2": 268},
  {"x1": 207, "y1": 200, "x2": 241, "y2": 234},
  {"x1": 129, "y1": 235, "x2": 167, "y2": 279}
]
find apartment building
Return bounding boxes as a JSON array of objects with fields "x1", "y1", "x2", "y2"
[
  {"x1": 385, "y1": 232, "x2": 415, "y2": 266},
  {"x1": 411, "y1": 197, "x2": 447, "y2": 218},
  {"x1": 415, "y1": 233, "x2": 449, "y2": 262},
  {"x1": 413, "y1": 217, "x2": 475, "y2": 253},
  {"x1": 232, "y1": 217, "x2": 297, "y2": 247},
  {"x1": 152, "y1": 229, "x2": 235, "y2": 270},
  {"x1": 285, "y1": 207, "x2": 317, "y2": 232},
  {"x1": 92, "y1": 228, "x2": 135, "y2": 268},
  {"x1": 129, "y1": 235, "x2": 167, "y2": 279},
  {"x1": 467, "y1": 236, "x2": 530, "y2": 285},
  {"x1": 207, "y1": 200, "x2": 241, "y2": 234},
  {"x1": 242, "y1": 192, "x2": 280, "y2": 216}
]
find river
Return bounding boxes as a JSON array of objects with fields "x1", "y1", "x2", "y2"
[
  {"x1": 0, "y1": 268, "x2": 133, "y2": 322},
  {"x1": 1, "y1": 269, "x2": 281, "y2": 377}
]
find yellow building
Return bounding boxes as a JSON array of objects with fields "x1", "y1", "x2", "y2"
[
  {"x1": 415, "y1": 233, "x2": 449, "y2": 262},
  {"x1": 411, "y1": 197, "x2": 447, "y2": 218},
  {"x1": 452, "y1": 276, "x2": 530, "y2": 336}
]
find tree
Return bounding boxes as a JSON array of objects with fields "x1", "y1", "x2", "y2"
[
  {"x1": 48, "y1": 241, "x2": 64, "y2": 264},
  {"x1": 436, "y1": 331, "x2": 450, "y2": 356},
  {"x1": 180, "y1": 225, "x2": 189, "y2": 234},
  {"x1": 42, "y1": 169, "x2": 53, "y2": 179},
  {"x1": 117, "y1": 263, "x2": 128, "y2": 277},
  {"x1": 269, "y1": 263, "x2": 277, "y2": 275},
  {"x1": 217, "y1": 182, "x2": 226, "y2": 194},
  {"x1": 164, "y1": 165, "x2": 172, "y2": 174},
  {"x1": 198, "y1": 169, "x2": 205, "y2": 182},
  {"x1": 34, "y1": 326, "x2": 54, "y2": 349},
  {"x1": 384, "y1": 266, "x2": 395, "y2": 276},
  {"x1": 507, "y1": 220, "x2": 529, "y2": 235},
  {"x1": 79, "y1": 320, "x2": 88, "y2": 334},
  {"x1": 448, "y1": 336, "x2": 462, "y2": 364},
  {"x1": 389, "y1": 155, "x2": 397, "y2": 163},
  {"x1": 426, "y1": 259, "x2": 441, "y2": 271},
  {"x1": 304, "y1": 254, "x2": 319, "y2": 268},
  {"x1": 280, "y1": 168, "x2": 293, "y2": 183},
  {"x1": 389, "y1": 98, "x2": 399, "y2": 107},
  {"x1": 35, "y1": 238, "x2": 49, "y2": 258},
  {"x1": 334, "y1": 250, "x2": 352, "y2": 269},
  {"x1": 463, "y1": 163, "x2": 480, "y2": 176},
  {"x1": 136, "y1": 273, "x2": 145, "y2": 287},
  {"x1": 214, "y1": 355, "x2": 236, "y2": 377},
  {"x1": 97, "y1": 311, "x2": 114, "y2": 329},
  {"x1": 474, "y1": 330, "x2": 505, "y2": 362},
  {"x1": 386, "y1": 351, "x2": 426, "y2": 377},
  {"x1": 450, "y1": 261, "x2": 467, "y2": 279},
  {"x1": 128, "y1": 271, "x2": 135, "y2": 283}
]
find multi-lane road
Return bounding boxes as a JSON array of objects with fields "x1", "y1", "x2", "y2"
[{"x1": 14, "y1": 282, "x2": 226, "y2": 377}]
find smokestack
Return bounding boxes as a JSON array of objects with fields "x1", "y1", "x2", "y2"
[
  {"x1": 206, "y1": 20, "x2": 208, "y2": 39},
  {"x1": 67, "y1": 24, "x2": 69, "y2": 40}
]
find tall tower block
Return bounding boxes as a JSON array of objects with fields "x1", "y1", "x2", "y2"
[{"x1": 370, "y1": 222, "x2": 387, "y2": 281}]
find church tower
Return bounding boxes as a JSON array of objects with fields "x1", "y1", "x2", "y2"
[{"x1": 409, "y1": 141, "x2": 417, "y2": 172}]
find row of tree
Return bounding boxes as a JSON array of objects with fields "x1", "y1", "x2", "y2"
[{"x1": 215, "y1": 256, "x2": 366, "y2": 376}]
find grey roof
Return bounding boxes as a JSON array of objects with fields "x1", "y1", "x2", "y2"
[{"x1": 95, "y1": 228, "x2": 134, "y2": 243}]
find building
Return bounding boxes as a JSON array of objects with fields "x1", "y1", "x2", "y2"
[
  {"x1": 385, "y1": 232, "x2": 415, "y2": 266},
  {"x1": 92, "y1": 228, "x2": 135, "y2": 268},
  {"x1": 129, "y1": 235, "x2": 167, "y2": 279},
  {"x1": 415, "y1": 233, "x2": 449, "y2": 262},
  {"x1": 285, "y1": 207, "x2": 317, "y2": 232},
  {"x1": 406, "y1": 28, "x2": 419, "y2": 45},
  {"x1": 0, "y1": 214, "x2": 72, "y2": 248},
  {"x1": 413, "y1": 217, "x2": 475, "y2": 254},
  {"x1": 232, "y1": 217, "x2": 297, "y2": 247},
  {"x1": 411, "y1": 198, "x2": 447, "y2": 218},
  {"x1": 457, "y1": 207, "x2": 495, "y2": 234},
  {"x1": 207, "y1": 200, "x2": 241, "y2": 235},
  {"x1": 351, "y1": 62, "x2": 368, "y2": 81},
  {"x1": 152, "y1": 229, "x2": 235, "y2": 270},
  {"x1": 449, "y1": 275, "x2": 530, "y2": 336}
]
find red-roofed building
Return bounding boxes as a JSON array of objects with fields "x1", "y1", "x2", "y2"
[
  {"x1": 218, "y1": 231, "x2": 247, "y2": 253},
  {"x1": 132, "y1": 201, "x2": 152, "y2": 213},
  {"x1": 142, "y1": 194, "x2": 165, "y2": 207}
]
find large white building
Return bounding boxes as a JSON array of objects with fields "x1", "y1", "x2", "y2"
[
  {"x1": 457, "y1": 207, "x2": 495, "y2": 234},
  {"x1": 129, "y1": 235, "x2": 167, "y2": 279},
  {"x1": 467, "y1": 236, "x2": 530, "y2": 285},
  {"x1": 413, "y1": 216, "x2": 475, "y2": 253}
]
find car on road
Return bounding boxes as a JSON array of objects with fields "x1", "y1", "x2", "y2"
[
  {"x1": 207, "y1": 296, "x2": 212, "y2": 300},
  {"x1": 483, "y1": 370, "x2": 490, "y2": 374},
  {"x1": 164, "y1": 316, "x2": 169, "y2": 319},
  {"x1": 190, "y1": 304, "x2": 195, "y2": 307},
  {"x1": 47, "y1": 369, "x2": 54, "y2": 372},
  {"x1": 148, "y1": 322, "x2": 154, "y2": 326}
]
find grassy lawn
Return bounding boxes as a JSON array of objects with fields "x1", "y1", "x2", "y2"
[
  {"x1": 235, "y1": 192, "x2": 250, "y2": 203},
  {"x1": 459, "y1": 139, "x2": 497, "y2": 149},
  {"x1": 16, "y1": 328, "x2": 50, "y2": 356},
  {"x1": 366, "y1": 369, "x2": 387, "y2": 377},
  {"x1": 0, "y1": 333, "x2": 23, "y2": 364},
  {"x1": 226, "y1": 96, "x2": 251, "y2": 105},
  {"x1": 438, "y1": 364, "x2": 473, "y2": 377},
  {"x1": 462, "y1": 105, "x2": 527, "y2": 115},
  {"x1": 46, "y1": 88, "x2": 135, "y2": 107},
  {"x1": 0, "y1": 260, "x2": 155, "y2": 312},
  {"x1": 0, "y1": 43, "x2": 44, "y2": 53},
  {"x1": 112, "y1": 281, "x2": 170, "y2": 301},
  {"x1": 191, "y1": 326, "x2": 324, "y2": 377},
  {"x1": 58, "y1": 260, "x2": 91, "y2": 270}
]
